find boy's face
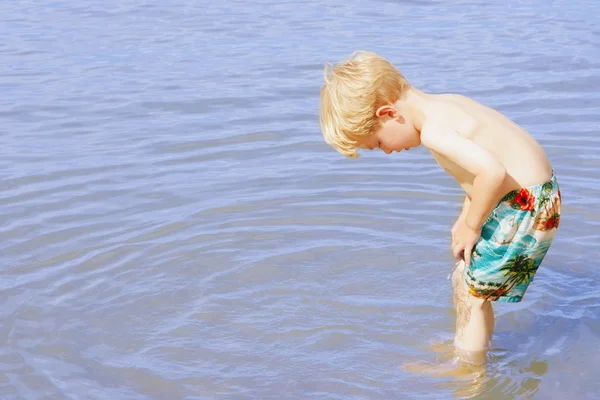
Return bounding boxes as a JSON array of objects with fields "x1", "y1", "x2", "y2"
[{"x1": 360, "y1": 113, "x2": 421, "y2": 154}]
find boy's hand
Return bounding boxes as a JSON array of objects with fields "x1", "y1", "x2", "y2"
[{"x1": 452, "y1": 220, "x2": 481, "y2": 266}]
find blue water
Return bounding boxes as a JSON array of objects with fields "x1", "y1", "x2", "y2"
[{"x1": 1, "y1": 1, "x2": 599, "y2": 398}]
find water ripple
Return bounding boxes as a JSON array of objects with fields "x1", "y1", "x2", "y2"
[{"x1": 1, "y1": 0, "x2": 599, "y2": 399}]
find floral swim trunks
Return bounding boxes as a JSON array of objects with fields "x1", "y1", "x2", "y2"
[{"x1": 464, "y1": 172, "x2": 562, "y2": 303}]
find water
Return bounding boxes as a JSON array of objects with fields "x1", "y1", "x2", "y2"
[{"x1": 1, "y1": 0, "x2": 599, "y2": 398}]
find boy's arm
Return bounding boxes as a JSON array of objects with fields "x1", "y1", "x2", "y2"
[
  {"x1": 452, "y1": 195, "x2": 471, "y2": 239},
  {"x1": 422, "y1": 127, "x2": 506, "y2": 230},
  {"x1": 453, "y1": 195, "x2": 470, "y2": 232},
  {"x1": 459, "y1": 195, "x2": 471, "y2": 218}
]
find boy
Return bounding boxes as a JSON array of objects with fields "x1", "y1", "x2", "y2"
[{"x1": 319, "y1": 51, "x2": 561, "y2": 364}]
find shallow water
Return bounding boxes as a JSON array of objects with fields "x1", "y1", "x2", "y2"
[{"x1": 1, "y1": 0, "x2": 600, "y2": 399}]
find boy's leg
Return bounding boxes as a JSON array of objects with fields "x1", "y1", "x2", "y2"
[
  {"x1": 452, "y1": 261, "x2": 494, "y2": 363},
  {"x1": 401, "y1": 261, "x2": 490, "y2": 378}
]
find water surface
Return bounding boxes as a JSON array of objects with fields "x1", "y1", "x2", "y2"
[{"x1": 1, "y1": 0, "x2": 599, "y2": 398}]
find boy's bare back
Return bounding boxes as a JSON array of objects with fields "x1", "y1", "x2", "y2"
[{"x1": 422, "y1": 93, "x2": 553, "y2": 198}]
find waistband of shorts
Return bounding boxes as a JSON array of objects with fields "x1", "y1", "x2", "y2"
[
  {"x1": 520, "y1": 169, "x2": 557, "y2": 192},
  {"x1": 496, "y1": 169, "x2": 558, "y2": 206}
]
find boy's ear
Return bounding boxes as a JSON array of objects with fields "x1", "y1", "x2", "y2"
[{"x1": 375, "y1": 105, "x2": 396, "y2": 119}]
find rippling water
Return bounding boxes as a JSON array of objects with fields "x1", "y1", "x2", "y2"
[{"x1": 1, "y1": 0, "x2": 599, "y2": 399}]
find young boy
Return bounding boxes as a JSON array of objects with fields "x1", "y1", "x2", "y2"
[{"x1": 319, "y1": 51, "x2": 561, "y2": 364}]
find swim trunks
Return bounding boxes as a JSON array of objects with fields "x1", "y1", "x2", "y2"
[{"x1": 464, "y1": 172, "x2": 562, "y2": 303}]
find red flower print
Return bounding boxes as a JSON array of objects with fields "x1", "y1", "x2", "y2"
[{"x1": 514, "y1": 188, "x2": 536, "y2": 211}]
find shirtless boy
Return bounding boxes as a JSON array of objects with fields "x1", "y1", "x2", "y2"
[{"x1": 319, "y1": 51, "x2": 562, "y2": 363}]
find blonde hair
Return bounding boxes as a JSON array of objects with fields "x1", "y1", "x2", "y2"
[{"x1": 320, "y1": 51, "x2": 410, "y2": 158}]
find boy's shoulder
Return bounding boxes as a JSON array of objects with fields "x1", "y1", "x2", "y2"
[
  {"x1": 426, "y1": 93, "x2": 485, "y2": 122},
  {"x1": 422, "y1": 92, "x2": 524, "y2": 142},
  {"x1": 421, "y1": 95, "x2": 480, "y2": 141}
]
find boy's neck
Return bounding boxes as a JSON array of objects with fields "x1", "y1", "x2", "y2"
[{"x1": 394, "y1": 88, "x2": 428, "y2": 134}]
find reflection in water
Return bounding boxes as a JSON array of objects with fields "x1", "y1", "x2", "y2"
[
  {"x1": 402, "y1": 330, "x2": 551, "y2": 398},
  {"x1": 403, "y1": 339, "x2": 487, "y2": 397}
]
